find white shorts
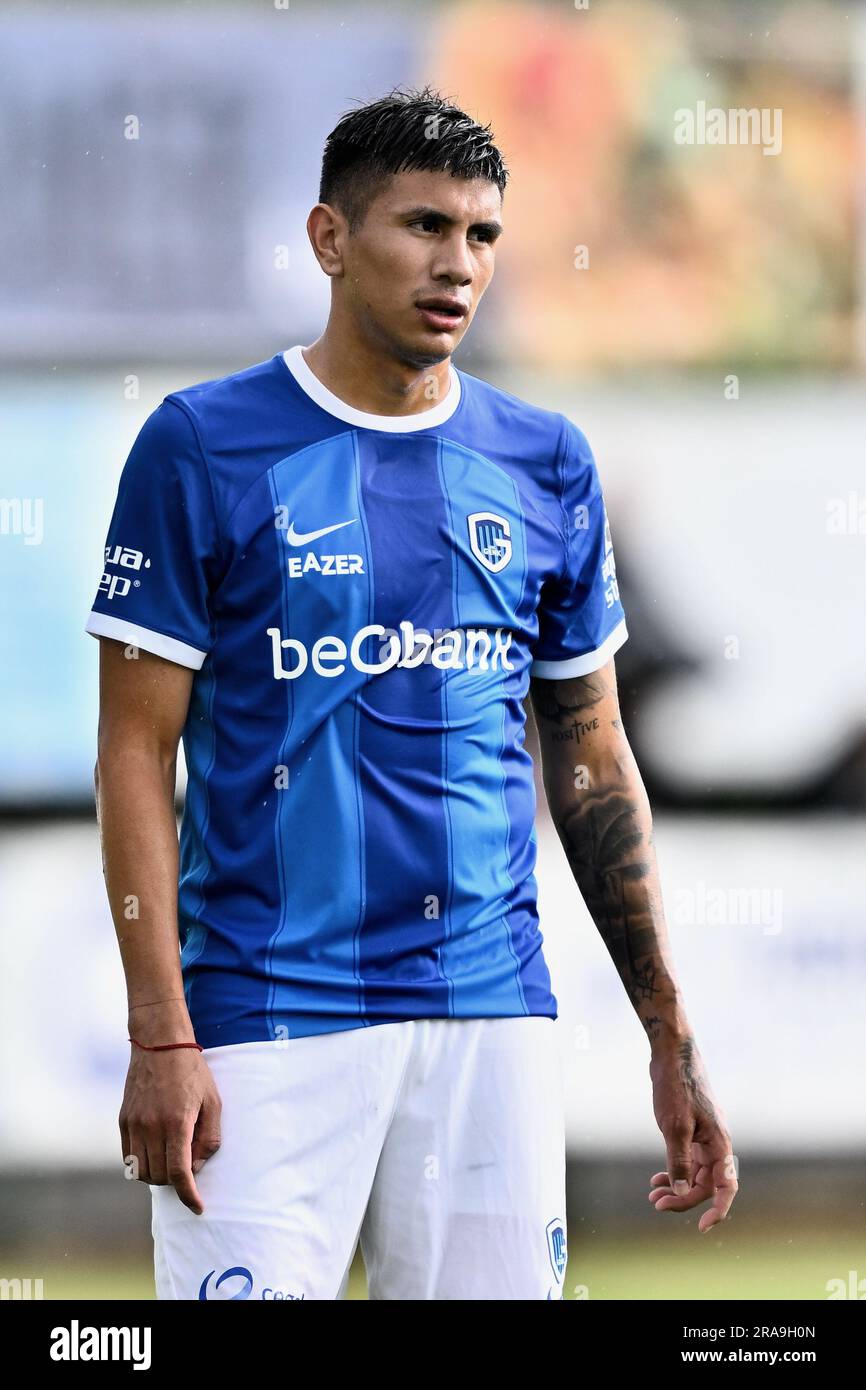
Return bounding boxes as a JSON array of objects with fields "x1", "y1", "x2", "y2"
[{"x1": 151, "y1": 1015, "x2": 567, "y2": 1300}]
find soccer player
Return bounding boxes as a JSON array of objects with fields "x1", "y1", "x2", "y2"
[{"x1": 87, "y1": 86, "x2": 737, "y2": 1301}]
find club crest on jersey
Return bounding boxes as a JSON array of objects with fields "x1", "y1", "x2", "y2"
[{"x1": 467, "y1": 511, "x2": 512, "y2": 573}]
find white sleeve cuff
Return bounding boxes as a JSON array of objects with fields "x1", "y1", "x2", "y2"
[
  {"x1": 530, "y1": 617, "x2": 628, "y2": 679},
  {"x1": 85, "y1": 611, "x2": 208, "y2": 670}
]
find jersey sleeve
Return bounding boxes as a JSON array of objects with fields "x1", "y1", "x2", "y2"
[
  {"x1": 531, "y1": 416, "x2": 628, "y2": 679},
  {"x1": 84, "y1": 398, "x2": 222, "y2": 669}
]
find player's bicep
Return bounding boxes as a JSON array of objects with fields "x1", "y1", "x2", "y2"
[
  {"x1": 96, "y1": 635, "x2": 194, "y2": 766},
  {"x1": 529, "y1": 657, "x2": 630, "y2": 799}
]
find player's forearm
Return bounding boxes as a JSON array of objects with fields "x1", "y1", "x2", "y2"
[
  {"x1": 545, "y1": 747, "x2": 690, "y2": 1054},
  {"x1": 94, "y1": 744, "x2": 195, "y2": 1045}
]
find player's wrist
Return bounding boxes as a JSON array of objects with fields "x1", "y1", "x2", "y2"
[
  {"x1": 645, "y1": 1011, "x2": 693, "y2": 1057},
  {"x1": 127, "y1": 996, "x2": 195, "y2": 1046}
]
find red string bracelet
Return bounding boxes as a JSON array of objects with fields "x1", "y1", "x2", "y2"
[{"x1": 129, "y1": 1037, "x2": 203, "y2": 1053}]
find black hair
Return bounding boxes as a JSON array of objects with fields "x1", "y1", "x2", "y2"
[{"x1": 319, "y1": 84, "x2": 508, "y2": 232}]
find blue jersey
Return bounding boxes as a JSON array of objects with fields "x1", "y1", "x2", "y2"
[{"x1": 86, "y1": 346, "x2": 628, "y2": 1048}]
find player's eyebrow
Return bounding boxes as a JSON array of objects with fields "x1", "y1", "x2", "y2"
[{"x1": 400, "y1": 205, "x2": 503, "y2": 240}]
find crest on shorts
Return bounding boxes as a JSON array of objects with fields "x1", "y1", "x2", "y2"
[
  {"x1": 467, "y1": 511, "x2": 512, "y2": 573},
  {"x1": 199, "y1": 1266, "x2": 254, "y2": 1300},
  {"x1": 546, "y1": 1218, "x2": 567, "y2": 1283}
]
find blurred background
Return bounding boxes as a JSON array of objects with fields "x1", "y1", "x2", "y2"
[{"x1": 1, "y1": 0, "x2": 864, "y2": 1300}]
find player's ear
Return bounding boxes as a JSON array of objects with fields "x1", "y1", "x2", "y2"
[{"x1": 306, "y1": 203, "x2": 345, "y2": 277}]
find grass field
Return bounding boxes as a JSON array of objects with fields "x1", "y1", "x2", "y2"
[{"x1": 11, "y1": 1227, "x2": 862, "y2": 1300}]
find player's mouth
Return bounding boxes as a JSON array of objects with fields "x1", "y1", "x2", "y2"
[{"x1": 415, "y1": 297, "x2": 469, "y2": 333}]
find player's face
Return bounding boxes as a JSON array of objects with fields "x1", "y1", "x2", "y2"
[{"x1": 344, "y1": 169, "x2": 503, "y2": 368}]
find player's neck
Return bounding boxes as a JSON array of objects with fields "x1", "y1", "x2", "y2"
[{"x1": 301, "y1": 330, "x2": 452, "y2": 418}]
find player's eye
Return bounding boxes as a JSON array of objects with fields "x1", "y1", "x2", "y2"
[{"x1": 410, "y1": 219, "x2": 496, "y2": 245}]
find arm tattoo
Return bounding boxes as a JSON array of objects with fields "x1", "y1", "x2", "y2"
[
  {"x1": 676, "y1": 1036, "x2": 717, "y2": 1122},
  {"x1": 529, "y1": 670, "x2": 607, "y2": 725},
  {"x1": 552, "y1": 782, "x2": 668, "y2": 1016},
  {"x1": 530, "y1": 671, "x2": 682, "y2": 1042}
]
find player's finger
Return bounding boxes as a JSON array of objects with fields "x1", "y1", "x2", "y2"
[
  {"x1": 648, "y1": 1171, "x2": 671, "y2": 1188},
  {"x1": 191, "y1": 1091, "x2": 222, "y2": 1174},
  {"x1": 125, "y1": 1128, "x2": 150, "y2": 1184},
  {"x1": 651, "y1": 1189, "x2": 694, "y2": 1211},
  {"x1": 648, "y1": 1185, "x2": 674, "y2": 1204},
  {"x1": 119, "y1": 1117, "x2": 133, "y2": 1177},
  {"x1": 166, "y1": 1131, "x2": 204, "y2": 1215},
  {"x1": 649, "y1": 1157, "x2": 707, "y2": 1193},
  {"x1": 664, "y1": 1124, "x2": 695, "y2": 1196},
  {"x1": 654, "y1": 1177, "x2": 712, "y2": 1212},
  {"x1": 701, "y1": 1167, "x2": 739, "y2": 1229},
  {"x1": 698, "y1": 1189, "x2": 735, "y2": 1234},
  {"x1": 144, "y1": 1127, "x2": 168, "y2": 1186}
]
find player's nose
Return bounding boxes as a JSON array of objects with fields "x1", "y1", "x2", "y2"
[{"x1": 431, "y1": 232, "x2": 477, "y2": 286}]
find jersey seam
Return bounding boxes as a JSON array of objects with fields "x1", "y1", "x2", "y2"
[
  {"x1": 179, "y1": 660, "x2": 218, "y2": 1022},
  {"x1": 498, "y1": 471, "x2": 530, "y2": 1013},
  {"x1": 350, "y1": 431, "x2": 372, "y2": 1023},
  {"x1": 163, "y1": 395, "x2": 229, "y2": 580},
  {"x1": 553, "y1": 414, "x2": 603, "y2": 589},
  {"x1": 87, "y1": 609, "x2": 209, "y2": 662},
  {"x1": 264, "y1": 465, "x2": 295, "y2": 1040},
  {"x1": 435, "y1": 436, "x2": 459, "y2": 1012},
  {"x1": 553, "y1": 414, "x2": 571, "y2": 586},
  {"x1": 280, "y1": 347, "x2": 467, "y2": 433},
  {"x1": 531, "y1": 617, "x2": 628, "y2": 674}
]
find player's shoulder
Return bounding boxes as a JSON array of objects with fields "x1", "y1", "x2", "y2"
[
  {"x1": 455, "y1": 366, "x2": 593, "y2": 474},
  {"x1": 122, "y1": 356, "x2": 287, "y2": 497},
  {"x1": 161, "y1": 354, "x2": 284, "y2": 428},
  {"x1": 457, "y1": 364, "x2": 565, "y2": 436}
]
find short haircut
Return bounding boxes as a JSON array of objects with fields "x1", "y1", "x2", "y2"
[{"x1": 319, "y1": 84, "x2": 509, "y2": 232}]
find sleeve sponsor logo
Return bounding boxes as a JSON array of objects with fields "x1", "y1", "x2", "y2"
[
  {"x1": 97, "y1": 545, "x2": 151, "y2": 601},
  {"x1": 601, "y1": 506, "x2": 620, "y2": 609}
]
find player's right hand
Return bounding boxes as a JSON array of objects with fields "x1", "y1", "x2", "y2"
[{"x1": 119, "y1": 1047, "x2": 222, "y2": 1215}]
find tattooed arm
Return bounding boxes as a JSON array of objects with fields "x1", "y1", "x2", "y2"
[
  {"x1": 529, "y1": 658, "x2": 738, "y2": 1233},
  {"x1": 528, "y1": 658, "x2": 683, "y2": 1047}
]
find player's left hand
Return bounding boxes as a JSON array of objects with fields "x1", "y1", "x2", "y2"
[{"x1": 647, "y1": 1037, "x2": 738, "y2": 1234}]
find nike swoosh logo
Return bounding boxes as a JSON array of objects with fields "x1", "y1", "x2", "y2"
[{"x1": 285, "y1": 518, "x2": 357, "y2": 546}]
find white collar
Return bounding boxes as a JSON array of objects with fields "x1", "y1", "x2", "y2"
[{"x1": 281, "y1": 344, "x2": 461, "y2": 433}]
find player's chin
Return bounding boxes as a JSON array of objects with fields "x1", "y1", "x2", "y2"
[{"x1": 408, "y1": 316, "x2": 468, "y2": 357}]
